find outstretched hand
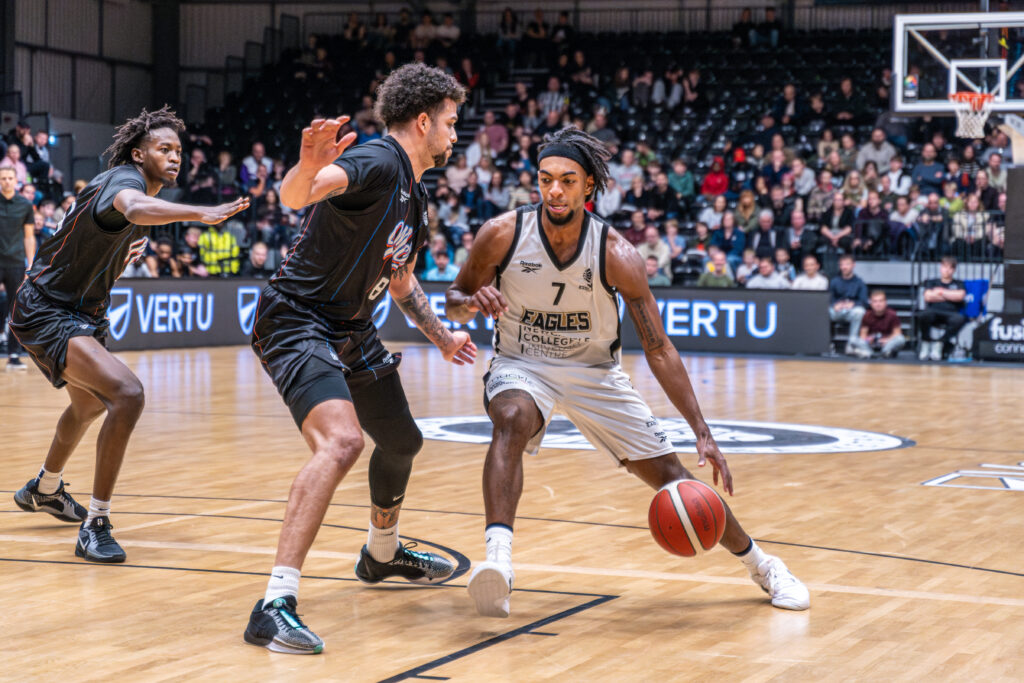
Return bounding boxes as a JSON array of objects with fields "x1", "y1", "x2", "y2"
[
  {"x1": 299, "y1": 117, "x2": 358, "y2": 170},
  {"x1": 696, "y1": 431, "x2": 734, "y2": 496},
  {"x1": 466, "y1": 285, "x2": 509, "y2": 319},
  {"x1": 197, "y1": 196, "x2": 250, "y2": 224},
  {"x1": 443, "y1": 330, "x2": 477, "y2": 366}
]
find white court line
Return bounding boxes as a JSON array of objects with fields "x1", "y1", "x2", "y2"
[
  {"x1": 2, "y1": 533, "x2": 1022, "y2": 608},
  {"x1": 114, "y1": 501, "x2": 268, "y2": 533}
]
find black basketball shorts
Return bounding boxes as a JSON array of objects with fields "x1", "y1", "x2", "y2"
[
  {"x1": 9, "y1": 281, "x2": 109, "y2": 388},
  {"x1": 251, "y1": 285, "x2": 402, "y2": 428}
]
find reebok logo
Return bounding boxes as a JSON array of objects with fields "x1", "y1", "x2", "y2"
[{"x1": 520, "y1": 260, "x2": 542, "y2": 274}]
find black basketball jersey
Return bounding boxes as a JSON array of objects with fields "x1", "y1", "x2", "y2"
[
  {"x1": 270, "y1": 136, "x2": 429, "y2": 327},
  {"x1": 27, "y1": 165, "x2": 149, "y2": 315}
]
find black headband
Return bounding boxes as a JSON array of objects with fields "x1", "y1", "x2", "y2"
[{"x1": 538, "y1": 143, "x2": 593, "y2": 178}]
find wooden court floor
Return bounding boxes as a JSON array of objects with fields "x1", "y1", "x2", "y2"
[{"x1": 1, "y1": 343, "x2": 1023, "y2": 681}]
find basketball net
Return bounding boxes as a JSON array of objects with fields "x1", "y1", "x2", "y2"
[{"x1": 949, "y1": 92, "x2": 995, "y2": 139}]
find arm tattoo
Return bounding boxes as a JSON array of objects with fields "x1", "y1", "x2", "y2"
[
  {"x1": 628, "y1": 297, "x2": 665, "y2": 352},
  {"x1": 395, "y1": 280, "x2": 450, "y2": 347}
]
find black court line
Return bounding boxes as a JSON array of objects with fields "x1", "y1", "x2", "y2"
[
  {"x1": 377, "y1": 594, "x2": 618, "y2": 683},
  {"x1": 5, "y1": 495, "x2": 1021, "y2": 579}
]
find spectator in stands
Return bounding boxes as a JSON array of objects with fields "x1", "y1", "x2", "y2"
[
  {"x1": 523, "y1": 8, "x2": 550, "y2": 67},
  {"x1": 638, "y1": 226, "x2": 671, "y2": 278},
  {"x1": 773, "y1": 83, "x2": 806, "y2": 126},
  {"x1": 509, "y1": 170, "x2": 534, "y2": 209},
  {"x1": 986, "y1": 152, "x2": 1007, "y2": 193},
  {"x1": 456, "y1": 58, "x2": 481, "y2": 108},
  {"x1": 838, "y1": 133, "x2": 858, "y2": 171},
  {"x1": 841, "y1": 170, "x2": 868, "y2": 208},
  {"x1": 945, "y1": 157, "x2": 972, "y2": 195},
  {"x1": 888, "y1": 195, "x2": 918, "y2": 255},
  {"x1": 850, "y1": 290, "x2": 906, "y2": 359},
  {"x1": 911, "y1": 143, "x2": 944, "y2": 196},
  {"x1": 988, "y1": 192, "x2": 1006, "y2": 258},
  {"x1": 483, "y1": 171, "x2": 509, "y2": 220},
  {"x1": 480, "y1": 110, "x2": 509, "y2": 157},
  {"x1": 787, "y1": 209, "x2": 817, "y2": 265},
  {"x1": 746, "y1": 256, "x2": 790, "y2": 289},
  {"x1": 860, "y1": 161, "x2": 881, "y2": 194},
  {"x1": 791, "y1": 157, "x2": 816, "y2": 201},
  {"x1": 824, "y1": 150, "x2": 846, "y2": 185},
  {"x1": 768, "y1": 184, "x2": 795, "y2": 227},
  {"x1": 632, "y1": 70, "x2": 655, "y2": 110},
  {"x1": 886, "y1": 155, "x2": 912, "y2": 196},
  {"x1": 585, "y1": 110, "x2": 618, "y2": 148},
  {"x1": 445, "y1": 154, "x2": 472, "y2": 193},
  {"x1": 831, "y1": 77, "x2": 865, "y2": 125},
  {"x1": 668, "y1": 158, "x2": 695, "y2": 206},
  {"x1": 820, "y1": 191, "x2": 855, "y2": 252},
  {"x1": 974, "y1": 169, "x2": 999, "y2": 211},
  {"x1": 749, "y1": 209, "x2": 784, "y2": 258},
  {"x1": 459, "y1": 171, "x2": 485, "y2": 224},
  {"x1": 698, "y1": 249, "x2": 736, "y2": 288},
  {"x1": 20, "y1": 182, "x2": 38, "y2": 205},
  {"x1": 453, "y1": 231, "x2": 474, "y2": 268},
  {"x1": 791, "y1": 255, "x2": 828, "y2": 290},
  {"x1": 342, "y1": 12, "x2": 366, "y2": 49},
  {"x1": 0, "y1": 145, "x2": 28, "y2": 187},
  {"x1": 950, "y1": 193, "x2": 990, "y2": 258},
  {"x1": 423, "y1": 247, "x2": 460, "y2": 282},
  {"x1": 652, "y1": 65, "x2": 684, "y2": 110},
  {"x1": 711, "y1": 212, "x2": 746, "y2": 274},
  {"x1": 857, "y1": 128, "x2": 897, "y2": 171},
  {"x1": 816, "y1": 126, "x2": 838, "y2": 162},
  {"x1": 917, "y1": 256, "x2": 966, "y2": 361},
  {"x1": 215, "y1": 150, "x2": 239, "y2": 200},
  {"x1": 474, "y1": 155, "x2": 497, "y2": 187},
  {"x1": 916, "y1": 192, "x2": 950, "y2": 259},
  {"x1": 436, "y1": 13, "x2": 461, "y2": 52},
  {"x1": 729, "y1": 189, "x2": 755, "y2": 233},
  {"x1": 829, "y1": 254, "x2": 868, "y2": 355},
  {"x1": 775, "y1": 247, "x2": 795, "y2": 281},
  {"x1": 734, "y1": 248, "x2": 757, "y2": 286},
  {"x1": 982, "y1": 129, "x2": 1013, "y2": 164},
  {"x1": 959, "y1": 143, "x2": 981, "y2": 180},
  {"x1": 732, "y1": 7, "x2": 755, "y2": 48},
  {"x1": 410, "y1": 12, "x2": 437, "y2": 50},
  {"x1": 178, "y1": 226, "x2": 208, "y2": 278},
  {"x1": 240, "y1": 142, "x2": 273, "y2": 187},
  {"x1": 761, "y1": 149, "x2": 790, "y2": 188},
  {"x1": 648, "y1": 172, "x2": 681, "y2": 222},
  {"x1": 537, "y1": 76, "x2": 565, "y2": 116},
  {"x1": 185, "y1": 148, "x2": 216, "y2": 204},
  {"x1": 939, "y1": 180, "x2": 964, "y2": 215},
  {"x1": 622, "y1": 211, "x2": 646, "y2": 246},
  {"x1": 145, "y1": 237, "x2": 181, "y2": 278},
  {"x1": 26, "y1": 130, "x2": 61, "y2": 187},
  {"x1": 624, "y1": 175, "x2": 651, "y2": 214},
  {"x1": 663, "y1": 218, "x2": 685, "y2": 264},
  {"x1": 239, "y1": 241, "x2": 275, "y2": 279},
  {"x1": 367, "y1": 13, "x2": 394, "y2": 50},
  {"x1": 645, "y1": 256, "x2": 671, "y2": 287},
  {"x1": 752, "y1": 174, "x2": 771, "y2": 207},
  {"x1": 700, "y1": 157, "x2": 729, "y2": 198},
  {"x1": 37, "y1": 198, "x2": 58, "y2": 237},
  {"x1": 752, "y1": 6, "x2": 782, "y2": 47},
  {"x1": 497, "y1": 7, "x2": 521, "y2": 70},
  {"x1": 691, "y1": 221, "x2": 712, "y2": 253},
  {"x1": 550, "y1": 11, "x2": 574, "y2": 47},
  {"x1": 698, "y1": 194, "x2": 728, "y2": 230},
  {"x1": 682, "y1": 69, "x2": 706, "y2": 111},
  {"x1": 806, "y1": 170, "x2": 834, "y2": 223},
  {"x1": 533, "y1": 109, "x2": 564, "y2": 142},
  {"x1": 198, "y1": 222, "x2": 240, "y2": 276},
  {"x1": 853, "y1": 190, "x2": 888, "y2": 258}
]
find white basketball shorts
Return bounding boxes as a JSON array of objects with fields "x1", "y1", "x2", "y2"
[{"x1": 483, "y1": 355, "x2": 677, "y2": 464}]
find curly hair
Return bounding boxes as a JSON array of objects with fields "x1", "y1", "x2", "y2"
[
  {"x1": 104, "y1": 105, "x2": 186, "y2": 169},
  {"x1": 538, "y1": 126, "x2": 612, "y2": 199},
  {"x1": 374, "y1": 63, "x2": 466, "y2": 129}
]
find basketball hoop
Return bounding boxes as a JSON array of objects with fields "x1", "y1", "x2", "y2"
[{"x1": 949, "y1": 92, "x2": 995, "y2": 139}]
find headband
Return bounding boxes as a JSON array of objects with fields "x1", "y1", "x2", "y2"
[{"x1": 538, "y1": 143, "x2": 593, "y2": 178}]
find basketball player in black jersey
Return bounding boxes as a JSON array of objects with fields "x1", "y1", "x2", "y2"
[
  {"x1": 242, "y1": 63, "x2": 475, "y2": 655},
  {"x1": 10, "y1": 107, "x2": 248, "y2": 563},
  {"x1": 447, "y1": 128, "x2": 808, "y2": 618}
]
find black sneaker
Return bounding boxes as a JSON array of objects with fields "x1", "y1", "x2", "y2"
[
  {"x1": 5, "y1": 356, "x2": 26, "y2": 372},
  {"x1": 14, "y1": 478, "x2": 87, "y2": 522},
  {"x1": 355, "y1": 542, "x2": 455, "y2": 585},
  {"x1": 75, "y1": 516, "x2": 126, "y2": 563},
  {"x1": 243, "y1": 597, "x2": 324, "y2": 654}
]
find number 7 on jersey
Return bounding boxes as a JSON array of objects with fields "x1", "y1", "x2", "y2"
[{"x1": 551, "y1": 282, "x2": 565, "y2": 306}]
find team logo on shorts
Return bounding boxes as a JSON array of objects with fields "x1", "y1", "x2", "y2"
[
  {"x1": 108, "y1": 287, "x2": 133, "y2": 341},
  {"x1": 236, "y1": 286, "x2": 261, "y2": 335},
  {"x1": 415, "y1": 416, "x2": 914, "y2": 454}
]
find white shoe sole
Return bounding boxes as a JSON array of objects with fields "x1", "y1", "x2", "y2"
[
  {"x1": 468, "y1": 562, "x2": 513, "y2": 618},
  {"x1": 771, "y1": 595, "x2": 811, "y2": 610}
]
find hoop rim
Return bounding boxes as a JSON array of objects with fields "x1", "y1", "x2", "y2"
[{"x1": 949, "y1": 92, "x2": 996, "y2": 111}]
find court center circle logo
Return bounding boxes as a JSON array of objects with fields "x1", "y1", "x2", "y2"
[{"x1": 415, "y1": 416, "x2": 913, "y2": 454}]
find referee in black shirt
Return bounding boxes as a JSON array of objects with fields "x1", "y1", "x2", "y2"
[{"x1": 0, "y1": 166, "x2": 35, "y2": 370}]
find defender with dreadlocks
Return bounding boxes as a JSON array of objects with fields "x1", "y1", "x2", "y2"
[
  {"x1": 10, "y1": 107, "x2": 248, "y2": 562},
  {"x1": 447, "y1": 127, "x2": 810, "y2": 618}
]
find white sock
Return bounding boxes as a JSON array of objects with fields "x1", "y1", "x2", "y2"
[
  {"x1": 264, "y1": 566, "x2": 301, "y2": 606},
  {"x1": 86, "y1": 497, "x2": 111, "y2": 524},
  {"x1": 367, "y1": 523, "x2": 399, "y2": 562},
  {"x1": 735, "y1": 539, "x2": 769, "y2": 572},
  {"x1": 37, "y1": 467, "x2": 63, "y2": 495},
  {"x1": 485, "y1": 524, "x2": 513, "y2": 565}
]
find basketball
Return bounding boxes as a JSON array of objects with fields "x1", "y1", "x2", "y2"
[{"x1": 649, "y1": 479, "x2": 726, "y2": 557}]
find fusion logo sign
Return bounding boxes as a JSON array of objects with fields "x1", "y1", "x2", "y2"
[
  {"x1": 237, "y1": 287, "x2": 261, "y2": 335},
  {"x1": 415, "y1": 416, "x2": 913, "y2": 454}
]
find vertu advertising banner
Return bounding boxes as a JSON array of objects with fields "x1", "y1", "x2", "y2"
[{"x1": 107, "y1": 279, "x2": 830, "y2": 356}]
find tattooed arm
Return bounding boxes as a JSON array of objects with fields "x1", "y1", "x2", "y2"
[
  {"x1": 389, "y1": 253, "x2": 477, "y2": 366},
  {"x1": 605, "y1": 230, "x2": 734, "y2": 493}
]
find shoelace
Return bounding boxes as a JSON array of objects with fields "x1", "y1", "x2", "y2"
[
  {"x1": 272, "y1": 602, "x2": 309, "y2": 630},
  {"x1": 398, "y1": 542, "x2": 435, "y2": 568},
  {"x1": 764, "y1": 563, "x2": 797, "y2": 593}
]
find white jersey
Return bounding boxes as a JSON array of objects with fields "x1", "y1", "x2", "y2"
[{"x1": 493, "y1": 205, "x2": 621, "y2": 367}]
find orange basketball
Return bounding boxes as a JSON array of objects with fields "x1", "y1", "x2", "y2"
[{"x1": 648, "y1": 479, "x2": 726, "y2": 557}]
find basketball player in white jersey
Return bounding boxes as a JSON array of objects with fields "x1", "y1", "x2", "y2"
[{"x1": 446, "y1": 128, "x2": 809, "y2": 617}]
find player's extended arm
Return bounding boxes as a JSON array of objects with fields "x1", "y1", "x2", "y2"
[
  {"x1": 114, "y1": 190, "x2": 249, "y2": 226},
  {"x1": 390, "y1": 253, "x2": 477, "y2": 366},
  {"x1": 606, "y1": 230, "x2": 734, "y2": 494},
  {"x1": 445, "y1": 212, "x2": 517, "y2": 322},
  {"x1": 23, "y1": 221, "x2": 35, "y2": 268},
  {"x1": 279, "y1": 118, "x2": 358, "y2": 209}
]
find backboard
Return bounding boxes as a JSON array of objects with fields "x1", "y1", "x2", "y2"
[{"x1": 892, "y1": 12, "x2": 1024, "y2": 115}]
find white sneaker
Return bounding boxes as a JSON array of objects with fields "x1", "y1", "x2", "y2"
[
  {"x1": 749, "y1": 556, "x2": 810, "y2": 610},
  {"x1": 929, "y1": 342, "x2": 943, "y2": 362},
  {"x1": 851, "y1": 346, "x2": 873, "y2": 359},
  {"x1": 468, "y1": 560, "x2": 514, "y2": 618}
]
